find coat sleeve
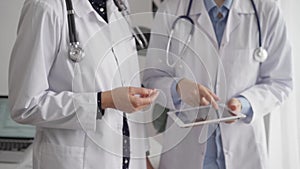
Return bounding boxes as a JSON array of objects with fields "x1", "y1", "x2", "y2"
[
  {"x1": 142, "y1": 2, "x2": 181, "y2": 110},
  {"x1": 240, "y1": 2, "x2": 293, "y2": 124},
  {"x1": 9, "y1": 1, "x2": 97, "y2": 131}
]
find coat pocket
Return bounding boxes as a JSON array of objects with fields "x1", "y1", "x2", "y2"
[{"x1": 40, "y1": 143, "x2": 84, "y2": 169}]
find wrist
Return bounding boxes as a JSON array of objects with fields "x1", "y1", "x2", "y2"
[
  {"x1": 101, "y1": 91, "x2": 115, "y2": 109},
  {"x1": 176, "y1": 79, "x2": 184, "y2": 97}
]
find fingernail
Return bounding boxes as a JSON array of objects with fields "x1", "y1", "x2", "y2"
[{"x1": 230, "y1": 105, "x2": 236, "y2": 111}]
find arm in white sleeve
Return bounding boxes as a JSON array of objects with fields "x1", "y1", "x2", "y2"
[
  {"x1": 9, "y1": 1, "x2": 97, "y2": 131},
  {"x1": 240, "y1": 3, "x2": 293, "y2": 123}
]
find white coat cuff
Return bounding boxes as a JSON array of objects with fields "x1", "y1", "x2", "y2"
[
  {"x1": 72, "y1": 93, "x2": 97, "y2": 131},
  {"x1": 236, "y1": 96, "x2": 253, "y2": 123},
  {"x1": 239, "y1": 92, "x2": 257, "y2": 124}
]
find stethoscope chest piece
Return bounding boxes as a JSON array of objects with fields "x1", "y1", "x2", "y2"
[
  {"x1": 69, "y1": 43, "x2": 85, "y2": 62},
  {"x1": 254, "y1": 47, "x2": 268, "y2": 63}
]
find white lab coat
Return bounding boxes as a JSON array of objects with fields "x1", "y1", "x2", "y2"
[
  {"x1": 9, "y1": 0, "x2": 148, "y2": 169},
  {"x1": 143, "y1": 0, "x2": 293, "y2": 169}
]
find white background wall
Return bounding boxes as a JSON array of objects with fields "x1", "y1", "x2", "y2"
[
  {"x1": 270, "y1": 0, "x2": 300, "y2": 168},
  {"x1": 280, "y1": 0, "x2": 300, "y2": 102},
  {"x1": 127, "y1": 0, "x2": 152, "y2": 28},
  {"x1": 281, "y1": 0, "x2": 300, "y2": 108},
  {"x1": 0, "y1": 0, "x2": 23, "y2": 95}
]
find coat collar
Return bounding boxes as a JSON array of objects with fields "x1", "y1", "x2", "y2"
[
  {"x1": 72, "y1": 0, "x2": 94, "y2": 18},
  {"x1": 188, "y1": 0, "x2": 255, "y2": 15},
  {"x1": 204, "y1": 0, "x2": 233, "y2": 12},
  {"x1": 72, "y1": 0, "x2": 119, "y2": 23},
  {"x1": 187, "y1": 0, "x2": 255, "y2": 48}
]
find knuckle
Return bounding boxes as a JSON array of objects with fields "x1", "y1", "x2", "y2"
[
  {"x1": 131, "y1": 98, "x2": 138, "y2": 107},
  {"x1": 133, "y1": 102, "x2": 139, "y2": 108},
  {"x1": 128, "y1": 87, "x2": 133, "y2": 93},
  {"x1": 134, "y1": 99, "x2": 142, "y2": 107}
]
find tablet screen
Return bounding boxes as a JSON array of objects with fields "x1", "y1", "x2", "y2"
[{"x1": 168, "y1": 104, "x2": 245, "y2": 127}]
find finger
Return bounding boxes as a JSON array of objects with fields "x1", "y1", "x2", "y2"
[
  {"x1": 227, "y1": 98, "x2": 241, "y2": 112},
  {"x1": 129, "y1": 87, "x2": 155, "y2": 97},
  {"x1": 131, "y1": 91, "x2": 159, "y2": 108},
  {"x1": 225, "y1": 108, "x2": 238, "y2": 123},
  {"x1": 225, "y1": 119, "x2": 237, "y2": 124},
  {"x1": 135, "y1": 103, "x2": 152, "y2": 111},
  {"x1": 199, "y1": 85, "x2": 220, "y2": 102},
  {"x1": 224, "y1": 99, "x2": 240, "y2": 124},
  {"x1": 200, "y1": 97, "x2": 210, "y2": 106},
  {"x1": 208, "y1": 90, "x2": 220, "y2": 101},
  {"x1": 147, "y1": 90, "x2": 159, "y2": 102},
  {"x1": 131, "y1": 96, "x2": 150, "y2": 108},
  {"x1": 202, "y1": 91, "x2": 219, "y2": 109},
  {"x1": 142, "y1": 89, "x2": 158, "y2": 98},
  {"x1": 210, "y1": 97, "x2": 219, "y2": 110}
]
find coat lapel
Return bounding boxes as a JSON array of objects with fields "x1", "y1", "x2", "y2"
[
  {"x1": 193, "y1": 0, "x2": 253, "y2": 49},
  {"x1": 222, "y1": 0, "x2": 241, "y2": 45},
  {"x1": 222, "y1": 0, "x2": 255, "y2": 45},
  {"x1": 195, "y1": 0, "x2": 219, "y2": 49},
  {"x1": 222, "y1": 8, "x2": 240, "y2": 45}
]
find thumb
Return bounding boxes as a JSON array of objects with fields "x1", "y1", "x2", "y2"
[{"x1": 227, "y1": 98, "x2": 239, "y2": 111}]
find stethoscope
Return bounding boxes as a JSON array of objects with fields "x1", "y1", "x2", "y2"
[
  {"x1": 64, "y1": 0, "x2": 148, "y2": 62},
  {"x1": 166, "y1": 0, "x2": 269, "y2": 67}
]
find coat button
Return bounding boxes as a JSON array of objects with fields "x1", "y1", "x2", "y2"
[
  {"x1": 117, "y1": 124, "x2": 122, "y2": 130},
  {"x1": 217, "y1": 12, "x2": 223, "y2": 19},
  {"x1": 224, "y1": 151, "x2": 230, "y2": 156}
]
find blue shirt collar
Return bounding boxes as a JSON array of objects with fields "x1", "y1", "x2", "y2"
[{"x1": 204, "y1": 0, "x2": 233, "y2": 12}]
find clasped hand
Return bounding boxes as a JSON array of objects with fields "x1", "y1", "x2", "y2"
[{"x1": 102, "y1": 87, "x2": 159, "y2": 113}]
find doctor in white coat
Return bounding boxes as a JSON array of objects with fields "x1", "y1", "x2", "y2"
[
  {"x1": 143, "y1": 0, "x2": 293, "y2": 168},
  {"x1": 9, "y1": 0, "x2": 157, "y2": 169}
]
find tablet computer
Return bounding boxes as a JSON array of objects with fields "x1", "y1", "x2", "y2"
[{"x1": 167, "y1": 104, "x2": 246, "y2": 128}]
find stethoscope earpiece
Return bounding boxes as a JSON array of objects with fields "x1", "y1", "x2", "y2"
[
  {"x1": 69, "y1": 43, "x2": 85, "y2": 62},
  {"x1": 254, "y1": 47, "x2": 268, "y2": 63}
]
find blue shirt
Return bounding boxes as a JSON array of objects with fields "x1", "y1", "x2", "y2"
[
  {"x1": 171, "y1": 0, "x2": 254, "y2": 168},
  {"x1": 205, "y1": 0, "x2": 231, "y2": 46},
  {"x1": 203, "y1": 1, "x2": 231, "y2": 168}
]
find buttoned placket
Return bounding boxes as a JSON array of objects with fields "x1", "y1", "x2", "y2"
[
  {"x1": 122, "y1": 113, "x2": 130, "y2": 169},
  {"x1": 88, "y1": 1, "x2": 131, "y2": 168}
]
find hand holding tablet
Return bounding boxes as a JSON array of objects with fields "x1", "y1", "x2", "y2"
[{"x1": 167, "y1": 103, "x2": 246, "y2": 128}]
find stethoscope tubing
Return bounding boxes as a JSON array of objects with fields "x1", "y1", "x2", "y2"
[
  {"x1": 250, "y1": 0, "x2": 262, "y2": 47},
  {"x1": 65, "y1": 0, "x2": 78, "y2": 43},
  {"x1": 166, "y1": 0, "x2": 265, "y2": 67},
  {"x1": 65, "y1": 0, "x2": 148, "y2": 62}
]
